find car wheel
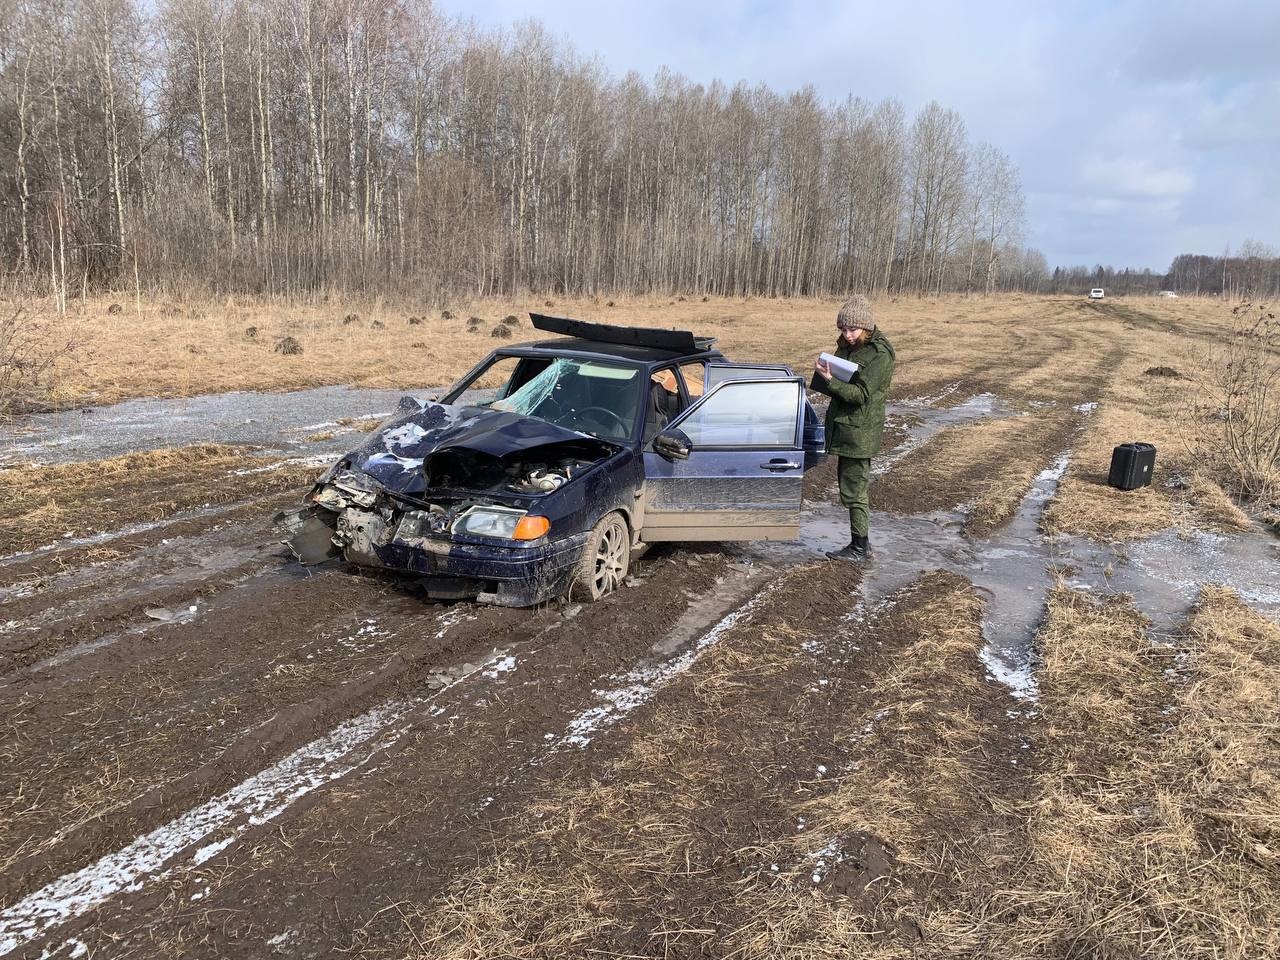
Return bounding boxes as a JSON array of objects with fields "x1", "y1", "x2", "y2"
[{"x1": 571, "y1": 512, "x2": 630, "y2": 601}]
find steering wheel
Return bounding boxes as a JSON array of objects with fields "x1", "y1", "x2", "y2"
[{"x1": 572, "y1": 406, "x2": 630, "y2": 438}]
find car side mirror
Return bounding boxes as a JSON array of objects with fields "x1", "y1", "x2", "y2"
[{"x1": 654, "y1": 428, "x2": 692, "y2": 461}]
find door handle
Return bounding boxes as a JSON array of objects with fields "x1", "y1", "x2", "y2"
[{"x1": 760, "y1": 460, "x2": 801, "y2": 472}]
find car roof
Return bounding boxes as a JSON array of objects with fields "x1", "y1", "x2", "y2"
[{"x1": 504, "y1": 337, "x2": 725, "y2": 366}]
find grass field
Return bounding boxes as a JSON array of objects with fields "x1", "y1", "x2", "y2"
[
  {"x1": 22, "y1": 290, "x2": 1271, "y2": 533},
  {"x1": 19, "y1": 292, "x2": 1228, "y2": 406},
  {"x1": 2, "y1": 292, "x2": 1276, "y2": 958}
]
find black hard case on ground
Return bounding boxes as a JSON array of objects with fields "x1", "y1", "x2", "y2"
[{"x1": 1108, "y1": 442, "x2": 1157, "y2": 490}]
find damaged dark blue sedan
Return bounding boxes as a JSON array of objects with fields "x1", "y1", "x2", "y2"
[{"x1": 275, "y1": 315, "x2": 825, "y2": 606}]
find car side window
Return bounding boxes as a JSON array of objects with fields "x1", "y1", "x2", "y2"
[
  {"x1": 645, "y1": 366, "x2": 681, "y2": 444},
  {"x1": 675, "y1": 380, "x2": 801, "y2": 448},
  {"x1": 705, "y1": 363, "x2": 793, "y2": 389},
  {"x1": 677, "y1": 362, "x2": 706, "y2": 403}
]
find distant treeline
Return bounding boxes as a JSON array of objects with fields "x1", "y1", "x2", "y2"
[
  {"x1": 1051, "y1": 243, "x2": 1280, "y2": 298},
  {"x1": 0, "y1": 0, "x2": 1047, "y2": 304}
]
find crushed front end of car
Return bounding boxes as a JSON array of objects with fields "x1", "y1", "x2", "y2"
[{"x1": 275, "y1": 397, "x2": 623, "y2": 606}]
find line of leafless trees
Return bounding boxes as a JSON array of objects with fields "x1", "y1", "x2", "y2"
[
  {"x1": 1046, "y1": 241, "x2": 1280, "y2": 298},
  {"x1": 1166, "y1": 243, "x2": 1280, "y2": 299},
  {"x1": 0, "y1": 0, "x2": 1041, "y2": 305}
]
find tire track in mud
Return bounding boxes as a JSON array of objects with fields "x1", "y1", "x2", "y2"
[
  {"x1": 0, "y1": 551, "x2": 753, "y2": 958},
  {"x1": 0, "y1": 492, "x2": 308, "y2": 675},
  {"x1": 53, "y1": 559, "x2": 1034, "y2": 960},
  {"x1": 0, "y1": 486, "x2": 299, "y2": 591},
  {"x1": 0, "y1": 626, "x2": 508, "y2": 957},
  {"x1": 363, "y1": 568, "x2": 1032, "y2": 960},
  {"x1": 1, "y1": 566, "x2": 517, "y2": 890}
]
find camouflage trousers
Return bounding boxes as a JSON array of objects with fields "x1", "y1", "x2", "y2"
[{"x1": 836, "y1": 456, "x2": 871, "y2": 537}]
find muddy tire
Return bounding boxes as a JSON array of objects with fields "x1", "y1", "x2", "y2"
[{"x1": 570, "y1": 512, "x2": 630, "y2": 602}]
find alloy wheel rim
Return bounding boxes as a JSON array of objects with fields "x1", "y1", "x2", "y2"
[{"x1": 593, "y1": 522, "x2": 626, "y2": 595}]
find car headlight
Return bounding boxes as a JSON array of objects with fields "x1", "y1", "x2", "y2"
[{"x1": 452, "y1": 507, "x2": 551, "y2": 541}]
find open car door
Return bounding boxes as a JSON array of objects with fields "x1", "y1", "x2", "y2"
[
  {"x1": 641, "y1": 376, "x2": 806, "y2": 542},
  {"x1": 705, "y1": 362, "x2": 827, "y2": 468}
]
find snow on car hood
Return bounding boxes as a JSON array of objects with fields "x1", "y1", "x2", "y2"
[{"x1": 346, "y1": 397, "x2": 613, "y2": 494}]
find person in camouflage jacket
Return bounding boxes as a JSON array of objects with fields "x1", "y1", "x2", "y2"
[{"x1": 812, "y1": 296, "x2": 896, "y2": 562}]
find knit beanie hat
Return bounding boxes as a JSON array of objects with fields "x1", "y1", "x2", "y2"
[{"x1": 836, "y1": 296, "x2": 875, "y2": 332}]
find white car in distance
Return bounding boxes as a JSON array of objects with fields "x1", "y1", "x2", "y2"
[{"x1": 1088, "y1": 288, "x2": 1105, "y2": 299}]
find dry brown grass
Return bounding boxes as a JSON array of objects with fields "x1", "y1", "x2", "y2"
[
  {"x1": 729, "y1": 573, "x2": 1022, "y2": 958},
  {"x1": 5, "y1": 292, "x2": 1227, "y2": 407},
  {"x1": 877, "y1": 410, "x2": 1076, "y2": 534},
  {"x1": 0, "y1": 307, "x2": 77, "y2": 417},
  {"x1": 1042, "y1": 404, "x2": 1250, "y2": 541},
  {"x1": 970, "y1": 582, "x2": 1280, "y2": 959},
  {"x1": 1183, "y1": 302, "x2": 1280, "y2": 502}
]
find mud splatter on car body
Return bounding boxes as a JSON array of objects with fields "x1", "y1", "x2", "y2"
[{"x1": 277, "y1": 316, "x2": 826, "y2": 605}]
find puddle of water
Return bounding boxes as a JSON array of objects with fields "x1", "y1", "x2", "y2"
[
  {"x1": 750, "y1": 396, "x2": 1280, "y2": 701},
  {"x1": 0, "y1": 386, "x2": 439, "y2": 467},
  {"x1": 1063, "y1": 529, "x2": 1280, "y2": 635}
]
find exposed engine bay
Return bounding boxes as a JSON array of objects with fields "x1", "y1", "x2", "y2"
[
  {"x1": 277, "y1": 427, "x2": 619, "y2": 580},
  {"x1": 422, "y1": 440, "x2": 607, "y2": 496}
]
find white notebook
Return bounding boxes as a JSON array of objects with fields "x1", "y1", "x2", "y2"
[{"x1": 819, "y1": 352, "x2": 859, "y2": 382}]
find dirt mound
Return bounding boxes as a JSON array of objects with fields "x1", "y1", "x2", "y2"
[
  {"x1": 1144, "y1": 365, "x2": 1182, "y2": 378},
  {"x1": 489, "y1": 325, "x2": 512, "y2": 339},
  {"x1": 274, "y1": 336, "x2": 302, "y2": 355}
]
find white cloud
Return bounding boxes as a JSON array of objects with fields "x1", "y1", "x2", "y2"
[
  {"x1": 437, "y1": 0, "x2": 1278, "y2": 269},
  {"x1": 1080, "y1": 156, "x2": 1193, "y2": 200}
]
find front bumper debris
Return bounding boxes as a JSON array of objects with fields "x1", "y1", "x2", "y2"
[{"x1": 274, "y1": 492, "x2": 588, "y2": 606}]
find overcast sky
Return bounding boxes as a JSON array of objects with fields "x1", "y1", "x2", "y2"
[{"x1": 434, "y1": 0, "x2": 1280, "y2": 271}]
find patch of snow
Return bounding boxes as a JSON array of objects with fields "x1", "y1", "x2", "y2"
[
  {"x1": 362, "y1": 451, "x2": 422, "y2": 476},
  {"x1": 900, "y1": 382, "x2": 964, "y2": 407},
  {"x1": 807, "y1": 837, "x2": 844, "y2": 885},
  {"x1": 1035, "y1": 454, "x2": 1071, "y2": 485},
  {"x1": 548, "y1": 586, "x2": 774, "y2": 750},
  {"x1": 381, "y1": 422, "x2": 427, "y2": 450},
  {"x1": 266, "y1": 929, "x2": 299, "y2": 950},
  {"x1": 979, "y1": 646, "x2": 1040, "y2": 702},
  {"x1": 229, "y1": 455, "x2": 331, "y2": 477},
  {"x1": 1073, "y1": 401, "x2": 1098, "y2": 414},
  {"x1": 37, "y1": 939, "x2": 87, "y2": 960},
  {"x1": 483, "y1": 656, "x2": 517, "y2": 679},
  {"x1": 434, "y1": 609, "x2": 473, "y2": 639}
]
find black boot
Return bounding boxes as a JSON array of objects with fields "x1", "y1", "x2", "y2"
[{"x1": 825, "y1": 534, "x2": 869, "y2": 563}]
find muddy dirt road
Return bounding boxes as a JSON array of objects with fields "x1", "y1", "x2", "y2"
[{"x1": 3, "y1": 298, "x2": 1278, "y2": 959}]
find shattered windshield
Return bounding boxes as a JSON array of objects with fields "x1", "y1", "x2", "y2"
[{"x1": 460, "y1": 357, "x2": 642, "y2": 441}]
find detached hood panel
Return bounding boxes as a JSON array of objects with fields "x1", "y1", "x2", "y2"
[{"x1": 348, "y1": 398, "x2": 607, "y2": 494}]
